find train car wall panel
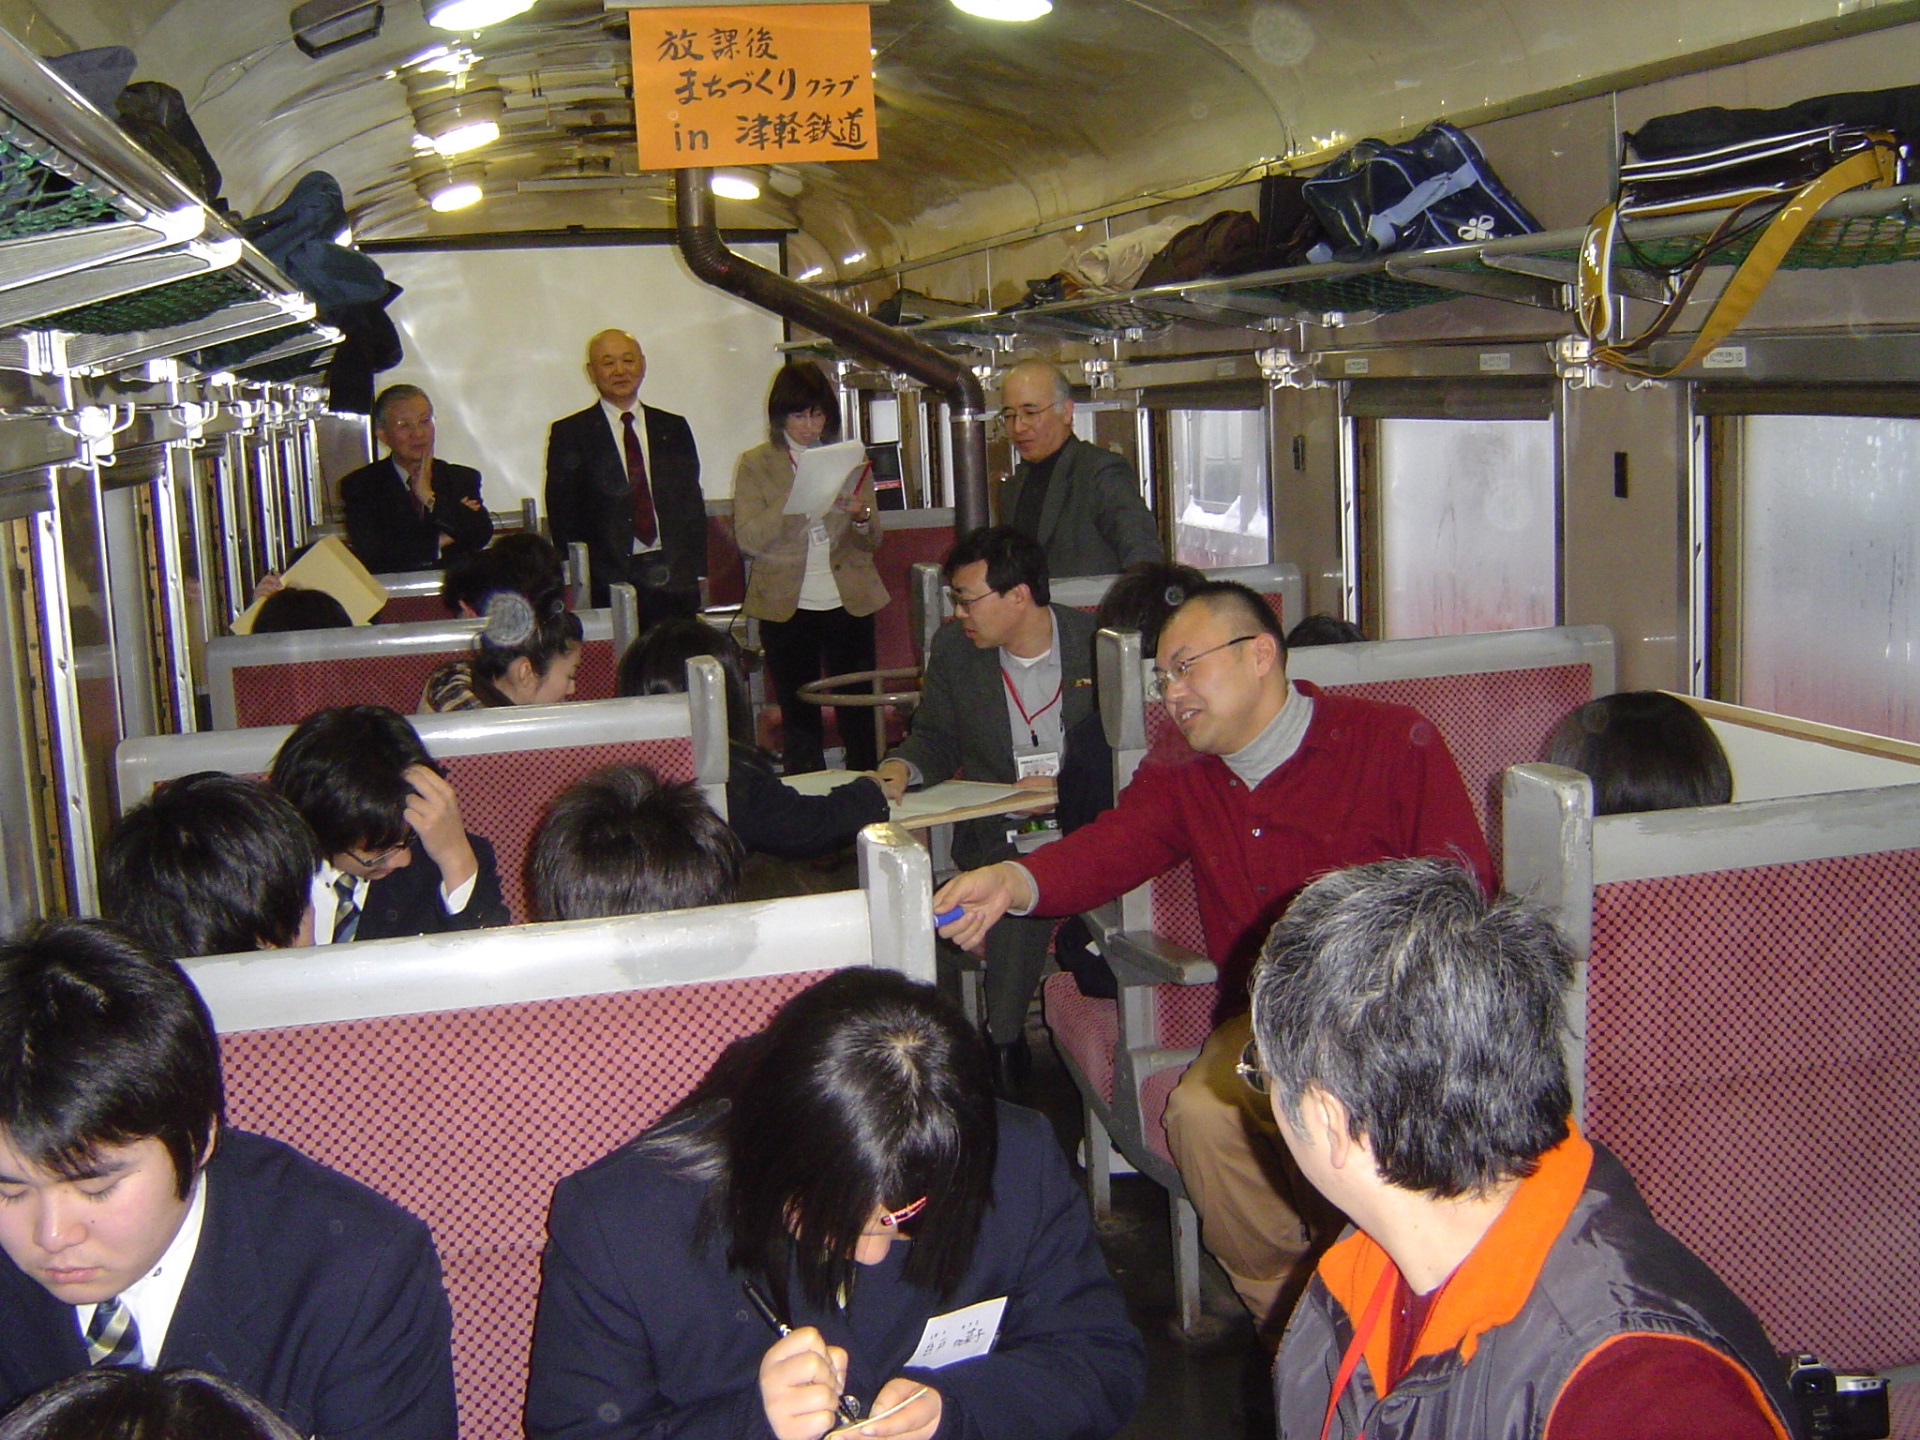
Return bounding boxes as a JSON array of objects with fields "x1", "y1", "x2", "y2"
[
  {"x1": 1560, "y1": 380, "x2": 1690, "y2": 693},
  {"x1": 371, "y1": 241, "x2": 784, "y2": 513}
]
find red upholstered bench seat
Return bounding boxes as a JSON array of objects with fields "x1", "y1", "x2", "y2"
[{"x1": 220, "y1": 971, "x2": 834, "y2": 1440}]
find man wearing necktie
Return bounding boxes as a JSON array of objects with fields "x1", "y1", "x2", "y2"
[
  {"x1": 0, "y1": 920, "x2": 455, "y2": 1439},
  {"x1": 543, "y1": 329, "x2": 705, "y2": 613}
]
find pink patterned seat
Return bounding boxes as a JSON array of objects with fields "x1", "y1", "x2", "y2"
[
  {"x1": 1585, "y1": 852, "x2": 1920, "y2": 1375},
  {"x1": 221, "y1": 972, "x2": 830, "y2": 1440},
  {"x1": 232, "y1": 637, "x2": 617, "y2": 728},
  {"x1": 442, "y1": 737, "x2": 696, "y2": 922},
  {"x1": 376, "y1": 593, "x2": 450, "y2": 624}
]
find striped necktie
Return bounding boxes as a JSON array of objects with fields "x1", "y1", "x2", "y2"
[
  {"x1": 333, "y1": 872, "x2": 361, "y2": 944},
  {"x1": 85, "y1": 1295, "x2": 141, "y2": 1367}
]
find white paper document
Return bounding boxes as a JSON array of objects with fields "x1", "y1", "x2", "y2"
[
  {"x1": 779, "y1": 772, "x2": 1041, "y2": 829},
  {"x1": 783, "y1": 439, "x2": 869, "y2": 518},
  {"x1": 904, "y1": 1295, "x2": 1006, "y2": 1369}
]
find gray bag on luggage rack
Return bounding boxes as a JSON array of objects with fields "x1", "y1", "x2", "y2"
[{"x1": 1304, "y1": 121, "x2": 1541, "y2": 264}]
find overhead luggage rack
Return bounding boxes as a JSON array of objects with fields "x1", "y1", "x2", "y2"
[
  {"x1": 786, "y1": 181, "x2": 1920, "y2": 365},
  {"x1": 0, "y1": 22, "x2": 335, "y2": 378}
]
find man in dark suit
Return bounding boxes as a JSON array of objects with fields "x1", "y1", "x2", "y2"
[
  {"x1": 996, "y1": 358, "x2": 1162, "y2": 579},
  {"x1": 875, "y1": 526, "x2": 1100, "y2": 1097},
  {"x1": 268, "y1": 706, "x2": 509, "y2": 944},
  {"x1": 544, "y1": 329, "x2": 704, "y2": 613},
  {"x1": 0, "y1": 920, "x2": 456, "y2": 1440},
  {"x1": 338, "y1": 384, "x2": 492, "y2": 574}
]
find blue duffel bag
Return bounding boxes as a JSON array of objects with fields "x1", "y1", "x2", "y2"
[{"x1": 1304, "y1": 121, "x2": 1541, "y2": 263}]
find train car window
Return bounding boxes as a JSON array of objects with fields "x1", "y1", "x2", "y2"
[
  {"x1": 0, "y1": 492, "x2": 64, "y2": 926},
  {"x1": 54, "y1": 462, "x2": 123, "y2": 851},
  {"x1": 1166, "y1": 409, "x2": 1269, "y2": 568},
  {"x1": 1369, "y1": 416, "x2": 1557, "y2": 639},
  {"x1": 1723, "y1": 413, "x2": 1920, "y2": 742}
]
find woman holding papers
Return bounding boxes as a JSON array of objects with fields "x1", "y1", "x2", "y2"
[
  {"x1": 732, "y1": 363, "x2": 888, "y2": 775},
  {"x1": 525, "y1": 967, "x2": 1144, "y2": 1440}
]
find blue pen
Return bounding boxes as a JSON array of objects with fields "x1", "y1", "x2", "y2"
[{"x1": 933, "y1": 905, "x2": 964, "y2": 927}]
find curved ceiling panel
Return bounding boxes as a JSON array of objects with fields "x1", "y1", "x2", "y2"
[{"x1": 21, "y1": 0, "x2": 1914, "y2": 274}]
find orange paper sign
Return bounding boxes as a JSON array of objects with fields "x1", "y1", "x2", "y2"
[{"x1": 630, "y1": 5, "x2": 878, "y2": 168}]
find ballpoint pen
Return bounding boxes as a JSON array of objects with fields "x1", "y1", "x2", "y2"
[{"x1": 742, "y1": 1279, "x2": 864, "y2": 1429}]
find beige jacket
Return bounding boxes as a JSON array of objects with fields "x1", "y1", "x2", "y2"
[{"x1": 732, "y1": 441, "x2": 888, "y2": 621}]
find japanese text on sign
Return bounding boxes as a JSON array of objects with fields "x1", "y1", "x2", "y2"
[{"x1": 631, "y1": 5, "x2": 878, "y2": 169}]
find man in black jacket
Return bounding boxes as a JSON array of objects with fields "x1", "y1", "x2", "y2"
[
  {"x1": 0, "y1": 920, "x2": 455, "y2": 1440},
  {"x1": 338, "y1": 385, "x2": 492, "y2": 574},
  {"x1": 544, "y1": 329, "x2": 704, "y2": 613},
  {"x1": 269, "y1": 705, "x2": 509, "y2": 944}
]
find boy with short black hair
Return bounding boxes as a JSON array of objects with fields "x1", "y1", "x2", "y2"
[
  {"x1": 0, "y1": 919, "x2": 455, "y2": 1439},
  {"x1": 100, "y1": 773, "x2": 318, "y2": 958},
  {"x1": 529, "y1": 764, "x2": 742, "y2": 921},
  {"x1": 269, "y1": 705, "x2": 508, "y2": 943}
]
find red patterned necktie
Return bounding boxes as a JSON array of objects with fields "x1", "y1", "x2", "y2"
[{"x1": 621, "y1": 412, "x2": 657, "y2": 546}]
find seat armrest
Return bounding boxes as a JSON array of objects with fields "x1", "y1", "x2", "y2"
[{"x1": 1104, "y1": 929, "x2": 1218, "y2": 987}]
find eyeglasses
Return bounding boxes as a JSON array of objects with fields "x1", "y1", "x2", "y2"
[
  {"x1": 877, "y1": 1195, "x2": 927, "y2": 1229},
  {"x1": 943, "y1": 585, "x2": 1000, "y2": 612},
  {"x1": 1149, "y1": 635, "x2": 1259, "y2": 700},
  {"x1": 994, "y1": 401, "x2": 1059, "y2": 428},
  {"x1": 1235, "y1": 1040, "x2": 1270, "y2": 1096},
  {"x1": 344, "y1": 841, "x2": 408, "y2": 870}
]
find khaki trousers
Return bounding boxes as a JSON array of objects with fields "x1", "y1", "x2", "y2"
[{"x1": 1162, "y1": 1012, "x2": 1344, "y2": 1337}]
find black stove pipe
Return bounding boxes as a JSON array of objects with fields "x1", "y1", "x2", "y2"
[{"x1": 673, "y1": 168, "x2": 989, "y2": 534}]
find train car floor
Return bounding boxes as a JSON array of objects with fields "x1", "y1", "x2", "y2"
[{"x1": 1022, "y1": 1007, "x2": 1272, "y2": 1440}]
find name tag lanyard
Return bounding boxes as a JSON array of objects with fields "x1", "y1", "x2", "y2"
[{"x1": 1000, "y1": 666, "x2": 1062, "y2": 748}]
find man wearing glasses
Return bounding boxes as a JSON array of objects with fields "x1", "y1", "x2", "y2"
[
  {"x1": 996, "y1": 359, "x2": 1161, "y2": 578},
  {"x1": 934, "y1": 581, "x2": 1492, "y2": 1341},
  {"x1": 1249, "y1": 861, "x2": 1794, "y2": 1440},
  {"x1": 270, "y1": 705, "x2": 509, "y2": 945},
  {"x1": 875, "y1": 526, "x2": 1101, "y2": 1100}
]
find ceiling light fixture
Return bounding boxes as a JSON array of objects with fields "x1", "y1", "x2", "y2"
[
  {"x1": 423, "y1": 0, "x2": 534, "y2": 31},
  {"x1": 709, "y1": 169, "x2": 761, "y2": 200},
  {"x1": 290, "y1": 0, "x2": 384, "y2": 58},
  {"x1": 841, "y1": 250, "x2": 867, "y2": 266},
  {"x1": 406, "y1": 67, "x2": 505, "y2": 157},
  {"x1": 414, "y1": 160, "x2": 486, "y2": 212},
  {"x1": 948, "y1": 0, "x2": 1051, "y2": 20}
]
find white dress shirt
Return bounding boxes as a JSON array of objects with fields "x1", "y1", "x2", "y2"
[
  {"x1": 74, "y1": 1170, "x2": 207, "y2": 1366},
  {"x1": 310, "y1": 857, "x2": 477, "y2": 944}
]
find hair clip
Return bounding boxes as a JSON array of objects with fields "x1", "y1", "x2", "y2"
[
  {"x1": 481, "y1": 590, "x2": 535, "y2": 648},
  {"x1": 878, "y1": 1195, "x2": 927, "y2": 1228}
]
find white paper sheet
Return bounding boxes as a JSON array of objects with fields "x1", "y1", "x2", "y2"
[
  {"x1": 904, "y1": 1295, "x2": 1006, "y2": 1369},
  {"x1": 783, "y1": 440, "x2": 870, "y2": 518},
  {"x1": 780, "y1": 772, "x2": 1040, "y2": 828}
]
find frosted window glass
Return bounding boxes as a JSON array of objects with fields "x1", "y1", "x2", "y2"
[
  {"x1": 1377, "y1": 417, "x2": 1556, "y2": 638},
  {"x1": 1739, "y1": 415, "x2": 1920, "y2": 741},
  {"x1": 1169, "y1": 410, "x2": 1269, "y2": 568}
]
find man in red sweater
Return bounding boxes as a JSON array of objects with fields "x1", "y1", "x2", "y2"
[
  {"x1": 1251, "y1": 859, "x2": 1793, "y2": 1440},
  {"x1": 935, "y1": 581, "x2": 1494, "y2": 1334}
]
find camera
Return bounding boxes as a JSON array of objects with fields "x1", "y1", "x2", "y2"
[{"x1": 1788, "y1": 1354, "x2": 1889, "y2": 1440}]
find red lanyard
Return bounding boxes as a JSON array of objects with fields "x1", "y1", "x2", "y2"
[
  {"x1": 1000, "y1": 666, "x2": 1062, "y2": 748},
  {"x1": 1320, "y1": 1268, "x2": 1395, "y2": 1440}
]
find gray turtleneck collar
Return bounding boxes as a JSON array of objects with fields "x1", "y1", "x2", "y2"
[{"x1": 1222, "y1": 681, "x2": 1313, "y2": 788}]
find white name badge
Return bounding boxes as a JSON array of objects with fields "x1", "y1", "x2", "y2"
[
  {"x1": 904, "y1": 1295, "x2": 1007, "y2": 1370},
  {"x1": 1014, "y1": 750, "x2": 1059, "y2": 780}
]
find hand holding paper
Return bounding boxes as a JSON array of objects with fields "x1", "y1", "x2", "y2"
[{"x1": 783, "y1": 440, "x2": 870, "y2": 519}]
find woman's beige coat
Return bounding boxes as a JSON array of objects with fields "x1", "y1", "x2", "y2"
[{"x1": 731, "y1": 441, "x2": 888, "y2": 621}]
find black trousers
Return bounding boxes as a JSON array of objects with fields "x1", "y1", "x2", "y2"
[{"x1": 759, "y1": 606, "x2": 879, "y2": 773}]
